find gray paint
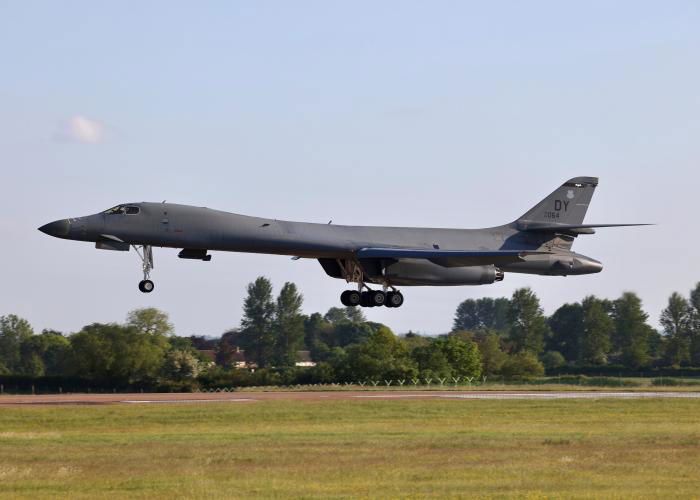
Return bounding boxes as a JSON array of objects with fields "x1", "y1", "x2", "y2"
[{"x1": 39, "y1": 177, "x2": 647, "y2": 291}]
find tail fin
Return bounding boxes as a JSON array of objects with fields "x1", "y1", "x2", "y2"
[{"x1": 516, "y1": 176, "x2": 598, "y2": 227}]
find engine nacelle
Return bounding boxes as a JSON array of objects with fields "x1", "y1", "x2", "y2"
[{"x1": 382, "y1": 259, "x2": 503, "y2": 286}]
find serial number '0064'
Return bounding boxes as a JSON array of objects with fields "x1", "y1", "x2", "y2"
[{"x1": 544, "y1": 211, "x2": 560, "y2": 219}]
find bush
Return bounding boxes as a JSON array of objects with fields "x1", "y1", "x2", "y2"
[
  {"x1": 501, "y1": 352, "x2": 545, "y2": 379},
  {"x1": 293, "y1": 363, "x2": 336, "y2": 384},
  {"x1": 651, "y1": 378, "x2": 700, "y2": 386},
  {"x1": 541, "y1": 351, "x2": 565, "y2": 369}
]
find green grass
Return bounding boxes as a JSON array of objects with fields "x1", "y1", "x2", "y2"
[{"x1": 1, "y1": 399, "x2": 700, "y2": 498}]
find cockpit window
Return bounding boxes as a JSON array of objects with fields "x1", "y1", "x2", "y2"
[{"x1": 103, "y1": 205, "x2": 140, "y2": 215}]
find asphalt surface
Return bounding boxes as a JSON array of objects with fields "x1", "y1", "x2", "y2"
[{"x1": 2, "y1": 390, "x2": 700, "y2": 405}]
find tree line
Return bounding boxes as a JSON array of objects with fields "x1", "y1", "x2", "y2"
[
  {"x1": 454, "y1": 284, "x2": 700, "y2": 371},
  {"x1": 1, "y1": 278, "x2": 700, "y2": 391}
]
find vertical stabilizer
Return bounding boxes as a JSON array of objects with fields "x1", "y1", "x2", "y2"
[{"x1": 516, "y1": 176, "x2": 598, "y2": 227}]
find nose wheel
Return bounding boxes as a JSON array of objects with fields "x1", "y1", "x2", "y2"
[{"x1": 133, "y1": 245, "x2": 155, "y2": 293}]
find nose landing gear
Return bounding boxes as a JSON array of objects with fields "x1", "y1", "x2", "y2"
[{"x1": 133, "y1": 245, "x2": 155, "y2": 293}]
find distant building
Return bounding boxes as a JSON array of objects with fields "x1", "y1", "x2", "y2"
[
  {"x1": 229, "y1": 347, "x2": 248, "y2": 368},
  {"x1": 197, "y1": 347, "x2": 315, "y2": 368},
  {"x1": 197, "y1": 349, "x2": 217, "y2": 365},
  {"x1": 295, "y1": 350, "x2": 315, "y2": 367}
]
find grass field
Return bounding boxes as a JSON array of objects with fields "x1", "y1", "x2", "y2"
[{"x1": 1, "y1": 398, "x2": 699, "y2": 498}]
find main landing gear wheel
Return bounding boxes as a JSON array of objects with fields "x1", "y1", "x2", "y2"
[
  {"x1": 138, "y1": 280, "x2": 154, "y2": 293},
  {"x1": 386, "y1": 291, "x2": 404, "y2": 308},
  {"x1": 369, "y1": 290, "x2": 386, "y2": 307},
  {"x1": 340, "y1": 289, "x2": 402, "y2": 308},
  {"x1": 340, "y1": 290, "x2": 361, "y2": 306}
]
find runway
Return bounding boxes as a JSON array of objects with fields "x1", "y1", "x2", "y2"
[{"x1": 2, "y1": 390, "x2": 700, "y2": 405}]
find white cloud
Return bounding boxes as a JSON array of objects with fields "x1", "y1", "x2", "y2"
[{"x1": 55, "y1": 115, "x2": 105, "y2": 144}]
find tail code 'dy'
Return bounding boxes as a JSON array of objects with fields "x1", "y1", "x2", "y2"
[{"x1": 516, "y1": 176, "x2": 598, "y2": 226}]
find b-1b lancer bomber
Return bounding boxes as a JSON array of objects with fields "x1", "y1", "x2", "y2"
[{"x1": 39, "y1": 177, "x2": 648, "y2": 308}]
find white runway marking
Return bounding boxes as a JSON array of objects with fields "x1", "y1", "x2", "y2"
[
  {"x1": 438, "y1": 392, "x2": 700, "y2": 400},
  {"x1": 354, "y1": 392, "x2": 700, "y2": 400},
  {"x1": 120, "y1": 398, "x2": 255, "y2": 404},
  {"x1": 354, "y1": 394, "x2": 437, "y2": 398}
]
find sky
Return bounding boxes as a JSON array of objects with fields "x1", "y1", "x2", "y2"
[{"x1": 1, "y1": 1, "x2": 699, "y2": 338}]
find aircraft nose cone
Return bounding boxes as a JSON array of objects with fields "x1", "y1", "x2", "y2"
[{"x1": 38, "y1": 219, "x2": 71, "y2": 238}]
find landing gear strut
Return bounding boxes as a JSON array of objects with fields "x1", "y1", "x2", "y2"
[
  {"x1": 337, "y1": 259, "x2": 404, "y2": 308},
  {"x1": 133, "y1": 245, "x2": 155, "y2": 293}
]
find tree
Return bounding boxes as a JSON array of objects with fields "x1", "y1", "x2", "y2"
[
  {"x1": 332, "y1": 321, "x2": 374, "y2": 347},
  {"x1": 453, "y1": 299, "x2": 479, "y2": 332},
  {"x1": 12, "y1": 330, "x2": 71, "y2": 377},
  {"x1": 126, "y1": 308, "x2": 174, "y2": 337},
  {"x1": 324, "y1": 307, "x2": 349, "y2": 325},
  {"x1": 323, "y1": 306, "x2": 365, "y2": 325},
  {"x1": 688, "y1": 283, "x2": 700, "y2": 365},
  {"x1": 612, "y1": 292, "x2": 652, "y2": 368},
  {"x1": 304, "y1": 313, "x2": 331, "y2": 360},
  {"x1": 507, "y1": 288, "x2": 549, "y2": 354},
  {"x1": 412, "y1": 343, "x2": 453, "y2": 379},
  {"x1": 453, "y1": 297, "x2": 509, "y2": 333},
  {"x1": 579, "y1": 296, "x2": 614, "y2": 365},
  {"x1": 70, "y1": 323, "x2": 168, "y2": 384},
  {"x1": 344, "y1": 306, "x2": 366, "y2": 323},
  {"x1": 477, "y1": 333, "x2": 508, "y2": 376},
  {"x1": 163, "y1": 349, "x2": 203, "y2": 381},
  {"x1": 541, "y1": 351, "x2": 565, "y2": 370},
  {"x1": 340, "y1": 326, "x2": 417, "y2": 382},
  {"x1": 401, "y1": 331, "x2": 430, "y2": 350},
  {"x1": 238, "y1": 277, "x2": 276, "y2": 368},
  {"x1": 0, "y1": 315, "x2": 34, "y2": 373},
  {"x1": 660, "y1": 292, "x2": 693, "y2": 366},
  {"x1": 547, "y1": 303, "x2": 584, "y2": 362},
  {"x1": 215, "y1": 339, "x2": 235, "y2": 367},
  {"x1": 39, "y1": 331, "x2": 72, "y2": 376},
  {"x1": 273, "y1": 282, "x2": 305, "y2": 367},
  {"x1": 435, "y1": 336, "x2": 482, "y2": 378},
  {"x1": 18, "y1": 336, "x2": 46, "y2": 376}
]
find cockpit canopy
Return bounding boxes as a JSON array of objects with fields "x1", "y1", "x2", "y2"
[{"x1": 103, "y1": 205, "x2": 140, "y2": 215}]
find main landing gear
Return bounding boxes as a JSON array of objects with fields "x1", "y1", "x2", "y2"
[
  {"x1": 337, "y1": 259, "x2": 404, "y2": 308},
  {"x1": 133, "y1": 245, "x2": 155, "y2": 293},
  {"x1": 340, "y1": 288, "x2": 404, "y2": 308}
]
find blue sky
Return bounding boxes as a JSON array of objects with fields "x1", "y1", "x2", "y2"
[{"x1": 1, "y1": 1, "x2": 699, "y2": 336}]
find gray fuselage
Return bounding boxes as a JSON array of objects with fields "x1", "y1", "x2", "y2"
[{"x1": 40, "y1": 201, "x2": 603, "y2": 287}]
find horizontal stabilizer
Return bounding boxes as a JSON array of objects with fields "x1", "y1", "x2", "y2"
[
  {"x1": 518, "y1": 222, "x2": 653, "y2": 234},
  {"x1": 357, "y1": 248, "x2": 549, "y2": 268}
]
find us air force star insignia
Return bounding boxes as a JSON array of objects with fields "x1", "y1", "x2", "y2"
[{"x1": 566, "y1": 189, "x2": 575, "y2": 199}]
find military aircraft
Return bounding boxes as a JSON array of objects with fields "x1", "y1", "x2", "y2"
[{"x1": 39, "y1": 176, "x2": 648, "y2": 308}]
